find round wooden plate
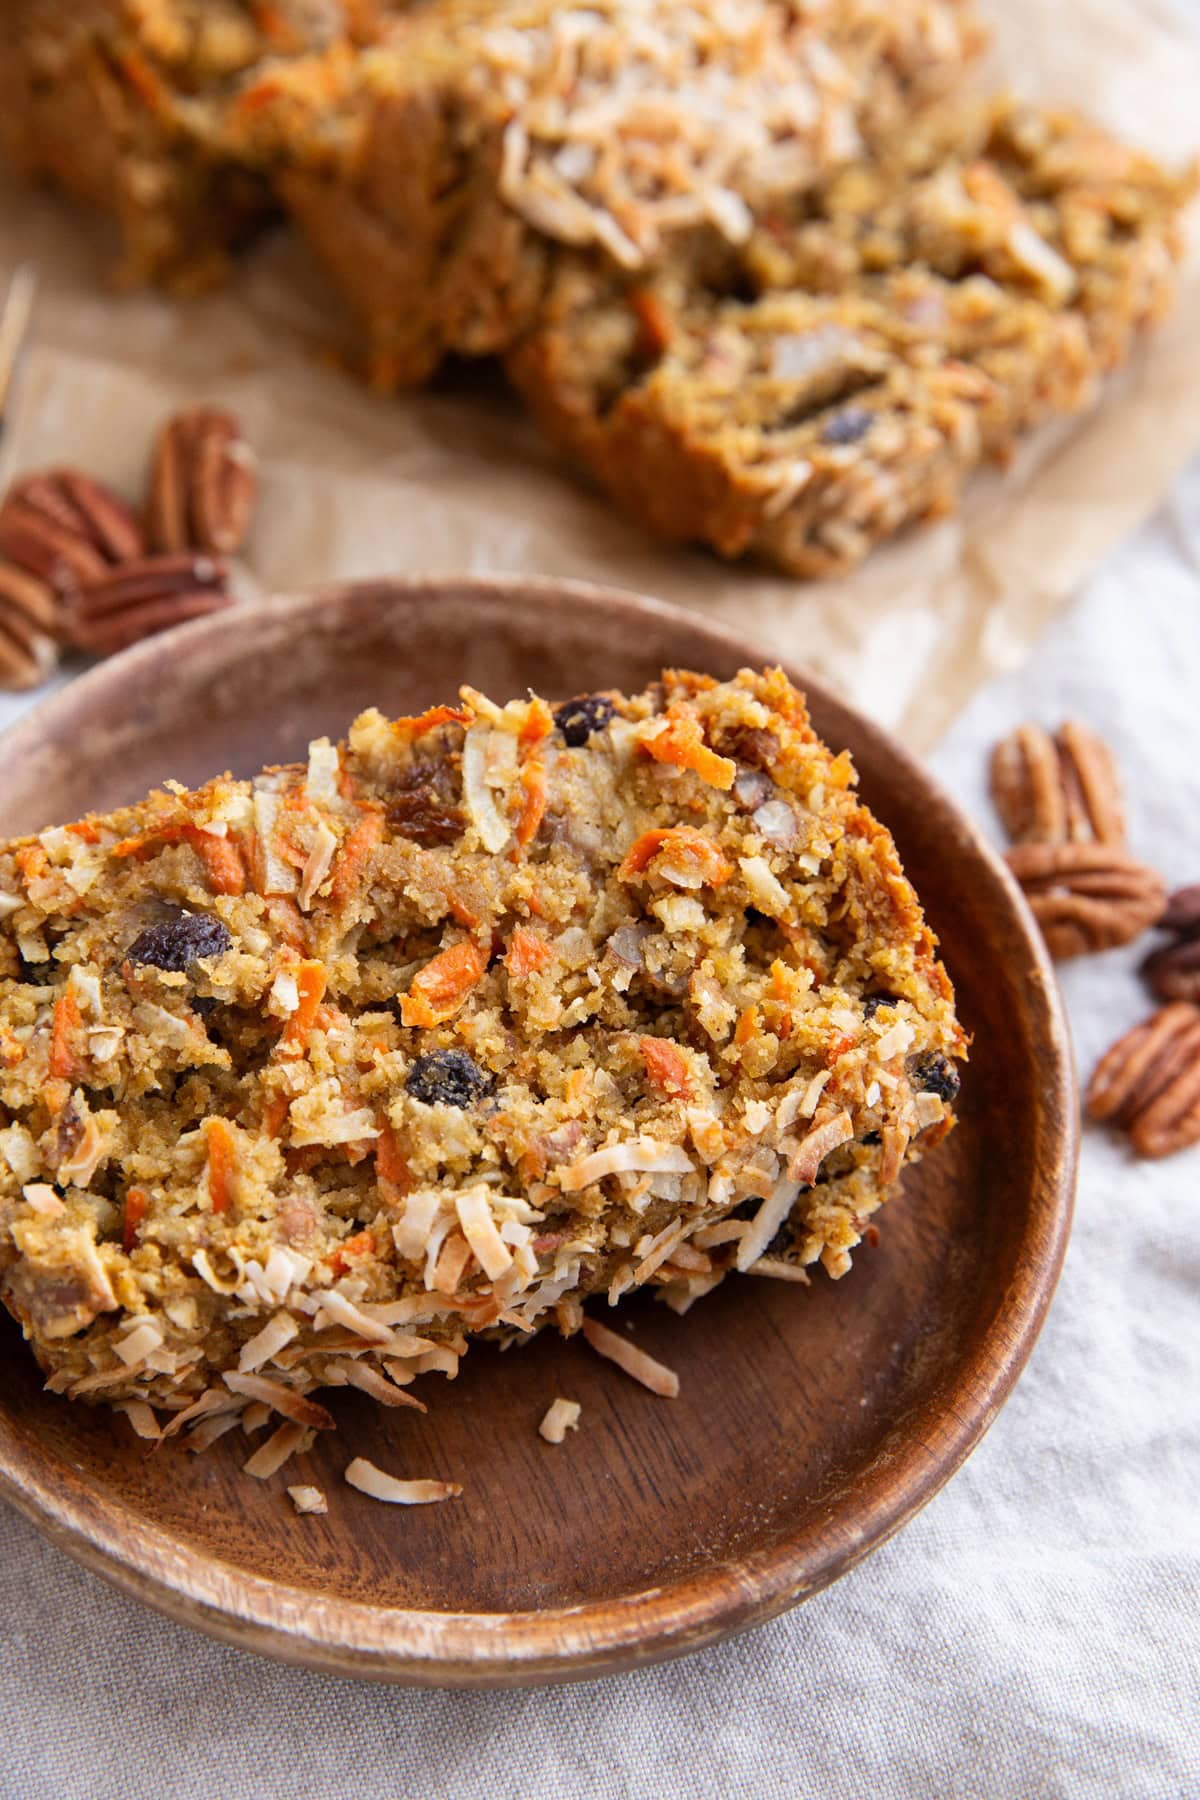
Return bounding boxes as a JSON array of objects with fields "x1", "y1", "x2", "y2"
[{"x1": 0, "y1": 575, "x2": 1076, "y2": 1686}]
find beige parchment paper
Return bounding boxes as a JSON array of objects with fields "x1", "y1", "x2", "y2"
[{"x1": 1, "y1": 0, "x2": 1198, "y2": 751}]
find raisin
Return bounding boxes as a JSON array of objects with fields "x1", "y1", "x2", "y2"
[
  {"x1": 908, "y1": 1051, "x2": 961, "y2": 1102},
  {"x1": 862, "y1": 993, "x2": 898, "y2": 1019},
  {"x1": 386, "y1": 757, "x2": 463, "y2": 847},
  {"x1": 862, "y1": 1129, "x2": 882, "y2": 1146},
  {"x1": 821, "y1": 408, "x2": 873, "y2": 447},
  {"x1": 554, "y1": 694, "x2": 616, "y2": 747},
  {"x1": 126, "y1": 912, "x2": 231, "y2": 972},
  {"x1": 405, "y1": 1048, "x2": 494, "y2": 1108},
  {"x1": 17, "y1": 952, "x2": 56, "y2": 986}
]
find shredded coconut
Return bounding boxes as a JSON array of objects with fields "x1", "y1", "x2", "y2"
[
  {"x1": 539, "y1": 1396, "x2": 582, "y2": 1443},
  {"x1": 581, "y1": 1316, "x2": 680, "y2": 1397},
  {"x1": 344, "y1": 1457, "x2": 463, "y2": 1505}
]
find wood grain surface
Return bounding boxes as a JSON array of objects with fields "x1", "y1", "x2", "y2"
[{"x1": 0, "y1": 576, "x2": 1078, "y2": 1685}]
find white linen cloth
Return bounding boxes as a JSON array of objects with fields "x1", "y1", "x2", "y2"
[{"x1": 1, "y1": 468, "x2": 1198, "y2": 1799}]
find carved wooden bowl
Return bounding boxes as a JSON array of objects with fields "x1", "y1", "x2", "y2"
[{"x1": 0, "y1": 576, "x2": 1077, "y2": 1685}]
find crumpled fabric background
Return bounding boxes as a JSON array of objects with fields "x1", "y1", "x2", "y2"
[{"x1": 1, "y1": 468, "x2": 1197, "y2": 1800}]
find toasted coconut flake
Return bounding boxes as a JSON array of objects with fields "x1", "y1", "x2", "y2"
[
  {"x1": 581, "y1": 1317, "x2": 679, "y2": 1398},
  {"x1": 455, "y1": 1188, "x2": 514, "y2": 1281},
  {"x1": 298, "y1": 821, "x2": 338, "y2": 911},
  {"x1": 313, "y1": 1287, "x2": 394, "y2": 1343},
  {"x1": 223, "y1": 1371, "x2": 335, "y2": 1429},
  {"x1": 252, "y1": 791, "x2": 298, "y2": 894},
  {"x1": 244, "y1": 1420, "x2": 311, "y2": 1480},
  {"x1": 735, "y1": 1174, "x2": 800, "y2": 1272},
  {"x1": 22, "y1": 1183, "x2": 65, "y2": 1217},
  {"x1": 344, "y1": 1458, "x2": 462, "y2": 1505},
  {"x1": 738, "y1": 854, "x2": 791, "y2": 918},
  {"x1": 879, "y1": 1125, "x2": 910, "y2": 1185},
  {"x1": 305, "y1": 737, "x2": 340, "y2": 803},
  {"x1": 114, "y1": 1399, "x2": 161, "y2": 1440},
  {"x1": 187, "y1": 1412, "x2": 245, "y2": 1453},
  {"x1": 663, "y1": 1241, "x2": 712, "y2": 1274},
  {"x1": 192, "y1": 1247, "x2": 243, "y2": 1295},
  {"x1": 160, "y1": 1387, "x2": 240, "y2": 1439},
  {"x1": 462, "y1": 725, "x2": 512, "y2": 853},
  {"x1": 693, "y1": 1218, "x2": 747, "y2": 1249},
  {"x1": 559, "y1": 1137, "x2": 693, "y2": 1192},
  {"x1": 114, "y1": 1319, "x2": 164, "y2": 1367},
  {"x1": 288, "y1": 1484, "x2": 328, "y2": 1515},
  {"x1": 874, "y1": 1019, "x2": 915, "y2": 1061},
  {"x1": 788, "y1": 1110, "x2": 854, "y2": 1185},
  {"x1": 323, "y1": 1358, "x2": 427, "y2": 1410},
  {"x1": 241, "y1": 1401, "x2": 272, "y2": 1434},
  {"x1": 796, "y1": 1070, "x2": 832, "y2": 1120},
  {"x1": 746, "y1": 1257, "x2": 811, "y2": 1284},
  {"x1": 238, "y1": 1311, "x2": 299, "y2": 1374},
  {"x1": 539, "y1": 1397, "x2": 582, "y2": 1444},
  {"x1": 392, "y1": 1189, "x2": 443, "y2": 1264}
]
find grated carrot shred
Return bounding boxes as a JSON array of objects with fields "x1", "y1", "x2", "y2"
[
  {"x1": 187, "y1": 829, "x2": 246, "y2": 896},
  {"x1": 506, "y1": 926, "x2": 554, "y2": 976},
  {"x1": 328, "y1": 809, "x2": 383, "y2": 908},
  {"x1": 262, "y1": 1094, "x2": 290, "y2": 1139},
  {"x1": 14, "y1": 844, "x2": 48, "y2": 882},
  {"x1": 639, "y1": 1036, "x2": 693, "y2": 1098},
  {"x1": 49, "y1": 988, "x2": 81, "y2": 1080},
  {"x1": 280, "y1": 960, "x2": 327, "y2": 1052},
  {"x1": 639, "y1": 705, "x2": 735, "y2": 789},
  {"x1": 519, "y1": 697, "x2": 555, "y2": 747},
  {"x1": 328, "y1": 1229, "x2": 376, "y2": 1276},
  {"x1": 122, "y1": 1187, "x2": 148, "y2": 1254},
  {"x1": 399, "y1": 940, "x2": 487, "y2": 1028},
  {"x1": 618, "y1": 827, "x2": 732, "y2": 886},
  {"x1": 392, "y1": 704, "x2": 471, "y2": 739},
  {"x1": 375, "y1": 1124, "x2": 413, "y2": 1197},
  {"x1": 206, "y1": 1119, "x2": 236, "y2": 1215},
  {"x1": 515, "y1": 754, "x2": 547, "y2": 848},
  {"x1": 734, "y1": 1003, "x2": 760, "y2": 1047}
]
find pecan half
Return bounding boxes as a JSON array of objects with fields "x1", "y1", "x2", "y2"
[
  {"x1": 148, "y1": 408, "x2": 257, "y2": 555},
  {"x1": 1006, "y1": 842, "x2": 1166, "y2": 958},
  {"x1": 1140, "y1": 884, "x2": 1200, "y2": 1003},
  {"x1": 0, "y1": 499, "x2": 109, "y2": 596},
  {"x1": 69, "y1": 552, "x2": 233, "y2": 657},
  {"x1": 1086, "y1": 1002, "x2": 1200, "y2": 1158},
  {"x1": 9, "y1": 469, "x2": 144, "y2": 564},
  {"x1": 990, "y1": 720, "x2": 1124, "y2": 846},
  {"x1": 0, "y1": 557, "x2": 58, "y2": 690}
]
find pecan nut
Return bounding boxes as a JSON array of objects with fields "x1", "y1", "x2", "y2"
[
  {"x1": 68, "y1": 552, "x2": 233, "y2": 657},
  {"x1": 148, "y1": 408, "x2": 257, "y2": 555},
  {"x1": 0, "y1": 557, "x2": 59, "y2": 690},
  {"x1": 990, "y1": 720, "x2": 1125, "y2": 847},
  {"x1": 1006, "y1": 841, "x2": 1166, "y2": 958},
  {"x1": 1140, "y1": 884, "x2": 1200, "y2": 1003},
  {"x1": 9, "y1": 469, "x2": 144, "y2": 564},
  {"x1": 1086, "y1": 1002, "x2": 1200, "y2": 1158}
]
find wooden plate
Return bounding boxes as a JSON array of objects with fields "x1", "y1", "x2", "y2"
[{"x1": 0, "y1": 576, "x2": 1076, "y2": 1686}]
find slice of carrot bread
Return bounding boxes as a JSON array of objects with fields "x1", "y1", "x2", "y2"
[
  {"x1": 0, "y1": 669, "x2": 962, "y2": 1445},
  {"x1": 506, "y1": 98, "x2": 1196, "y2": 575},
  {"x1": 0, "y1": 0, "x2": 402, "y2": 289},
  {"x1": 215, "y1": 0, "x2": 986, "y2": 385}
]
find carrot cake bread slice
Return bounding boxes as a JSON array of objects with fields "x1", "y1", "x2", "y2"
[
  {"x1": 216, "y1": 0, "x2": 985, "y2": 385},
  {"x1": 0, "y1": 669, "x2": 963, "y2": 1448},
  {"x1": 506, "y1": 98, "x2": 1196, "y2": 574}
]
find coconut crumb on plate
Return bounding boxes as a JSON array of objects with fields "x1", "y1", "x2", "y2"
[
  {"x1": 344, "y1": 1457, "x2": 463, "y2": 1505},
  {"x1": 539, "y1": 1396, "x2": 582, "y2": 1443},
  {"x1": 581, "y1": 1318, "x2": 679, "y2": 1398},
  {"x1": 287, "y1": 1485, "x2": 328, "y2": 1516}
]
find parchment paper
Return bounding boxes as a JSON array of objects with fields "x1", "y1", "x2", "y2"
[{"x1": 1, "y1": 0, "x2": 1198, "y2": 750}]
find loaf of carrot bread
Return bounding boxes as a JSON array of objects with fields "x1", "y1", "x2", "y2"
[
  {"x1": 0, "y1": 670, "x2": 962, "y2": 1448},
  {"x1": 0, "y1": 0, "x2": 404, "y2": 289},
  {"x1": 506, "y1": 99, "x2": 1197, "y2": 576},
  {"x1": 216, "y1": 0, "x2": 986, "y2": 385}
]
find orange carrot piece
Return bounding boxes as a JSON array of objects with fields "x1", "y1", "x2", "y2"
[
  {"x1": 640, "y1": 1036, "x2": 693, "y2": 1098},
  {"x1": 328, "y1": 809, "x2": 383, "y2": 908},
  {"x1": 734, "y1": 1003, "x2": 760, "y2": 1047},
  {"x1": 618, "y1": 827, "x2": 732, "y2": 887},
  {"x1": 206, "y1": 1119, "x2": 236, "y2": 1215},
  {"x1": 375, "y1": 1124, "x2": 413, "y2": 1197},
  {"x1": 185, "y1": 828, "x2": 246, "y2": 896},
  {"x1": 49, "y1": 988, "x2": 81, "y2": 1080},
  {"x1": 263, "y1": 895, "x2": 309, "y2": 950},
  {"x1": 506, "y1": 926, "x2": 554, "y2": 977},
  {"x1": 392, "y1": 704, "x2": 471, "y2": 739},
  {"x1": 328, "y1": 1228, "x2": 376, "y2": 1275},
  {"x1": 14, "y1": 845, "x2": 49, "y2": 882},
  {"x1": 639, "y1": 705, "x2": 735, "y2": 789},
  {"x1": 399, "y1": 940, "x2": 487, "y2": 1028},
  {"x1": 122, "y1": 1187, "x2": 148, "y2": 1254},
  {"x1": 262, "y1": 1094, "x2": 290, "y2": 1139},
  {"x1": 519, "y1": 697, "x2": 554, "y2": 747},
  {"x1": 280, "y1": 960, "x2": 327, "y2": 1053},
  {"x1": 515, "y1": 754, "x2": 547, "y2": 848},
  {"x1": 67, "y1": 820, "x2": 101, "y2": 844}
]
